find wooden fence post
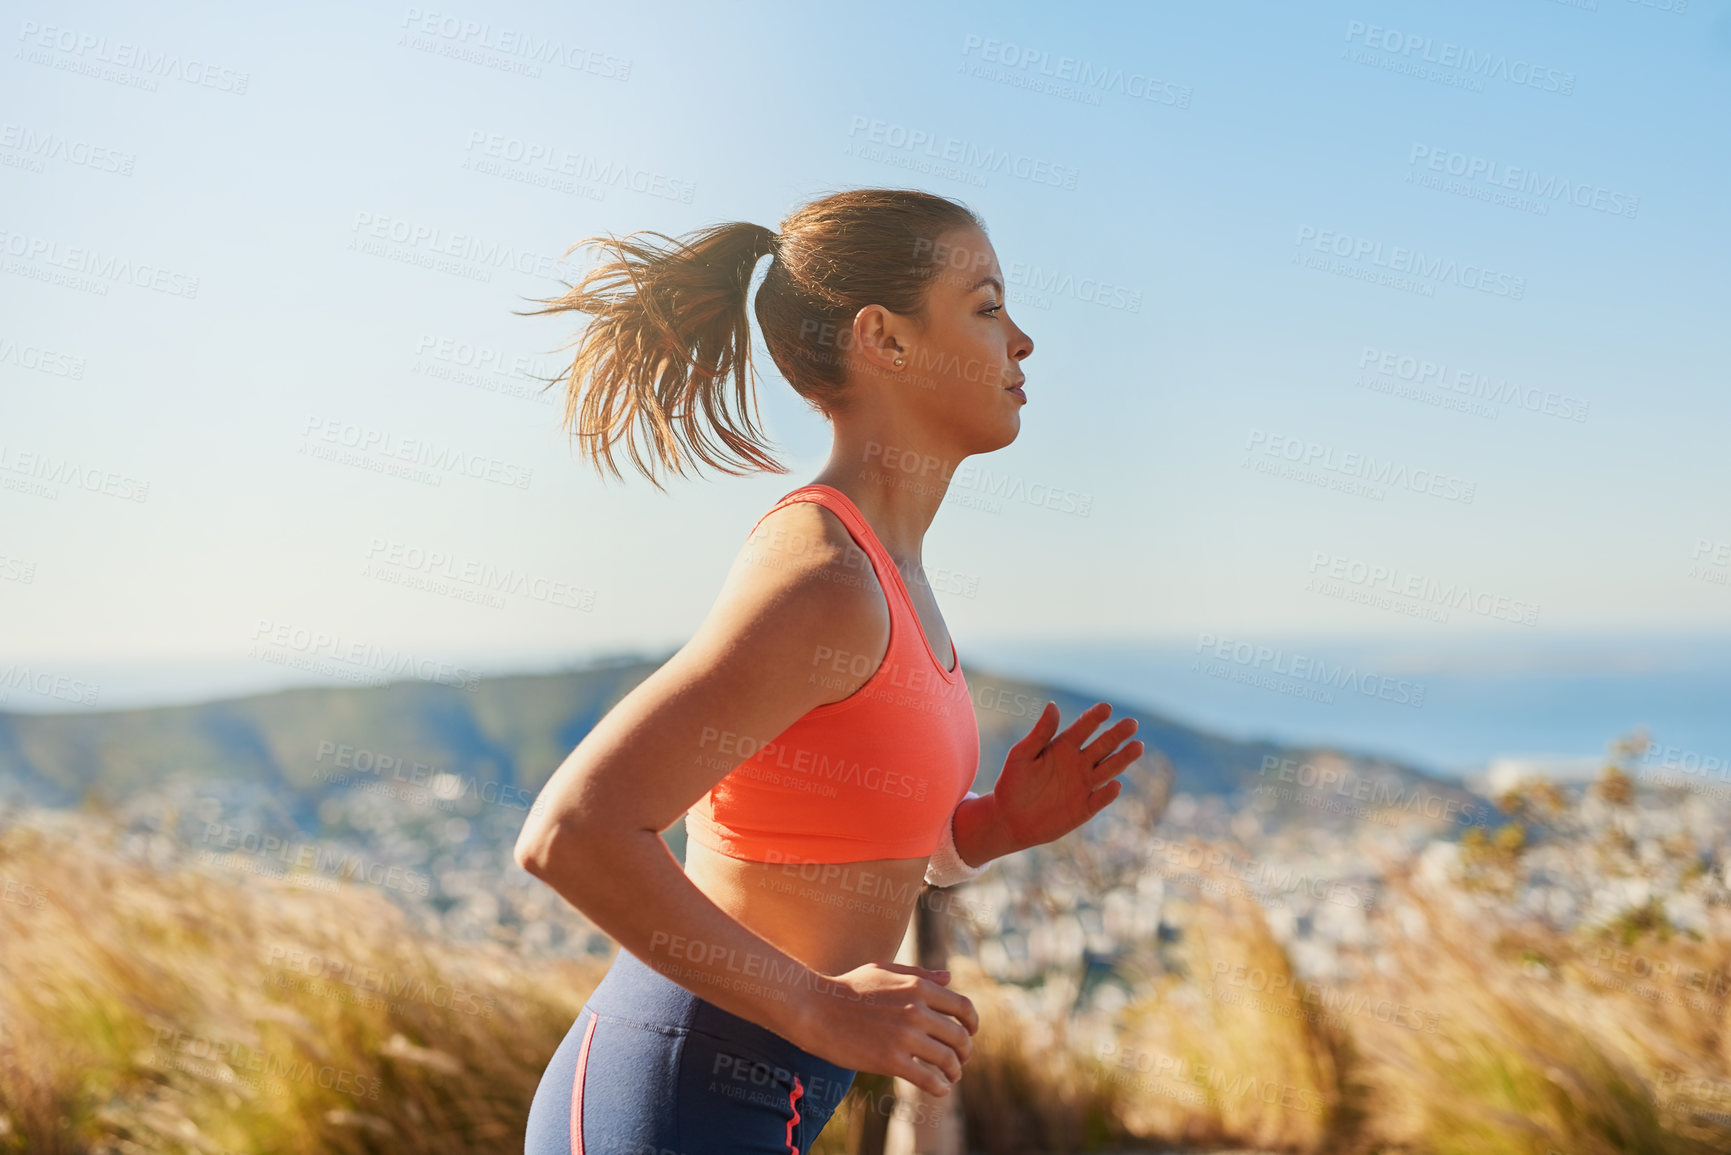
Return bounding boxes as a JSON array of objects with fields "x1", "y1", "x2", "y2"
[{"x1": 882, "y1": 883, "x2": 965, "y2": 1155}]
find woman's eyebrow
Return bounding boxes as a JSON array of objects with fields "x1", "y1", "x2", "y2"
[{"x1": 969, "y1": 275, "x2": 1004, "y2": 295}]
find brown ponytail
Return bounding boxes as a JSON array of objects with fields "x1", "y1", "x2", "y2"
[{"x1": 520, "y1": 188, "x2": 982, "y2": 489}]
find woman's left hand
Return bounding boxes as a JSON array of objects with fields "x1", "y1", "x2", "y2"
[{"x1": 991, "y1": 701, "x2": 1144, "y2": 852}]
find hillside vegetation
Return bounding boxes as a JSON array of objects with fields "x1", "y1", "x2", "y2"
[{"x1": 4, "y1": 772, "x2": 1729, "y2": 1154}]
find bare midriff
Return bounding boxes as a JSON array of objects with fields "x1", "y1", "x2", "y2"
[{"x1": 681, "y1": 838, "x2": 929, "y2": 977}]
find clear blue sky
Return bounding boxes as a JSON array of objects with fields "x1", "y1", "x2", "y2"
[{"x1": 4, "y1": 0, "x2": 1729, "y2": 714}]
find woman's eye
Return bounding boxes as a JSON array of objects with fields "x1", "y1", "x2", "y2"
[{"x1": 982, "y1": 303, "x2": 1003, "y2": 317}]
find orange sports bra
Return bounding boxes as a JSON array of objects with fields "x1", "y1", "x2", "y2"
[{"x1": 684, "y1": 484, "x2": 980, "y2": 865}]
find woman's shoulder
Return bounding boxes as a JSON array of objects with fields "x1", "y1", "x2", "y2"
[
  {"x1": 709, "y1": 498, "x2": 893, "y2": 677},
  {"x1": 736, "y1": 499, "x2": 886, "y2": 608}
]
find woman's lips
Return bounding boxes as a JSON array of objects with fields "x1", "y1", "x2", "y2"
[{"x1": 1008, "y1": 385, "x2": 1026, "y2": 402}]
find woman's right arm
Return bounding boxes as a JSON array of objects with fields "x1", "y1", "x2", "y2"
[{"x1": 512, "y1": 502, "x2": 977, "y2": 1095}]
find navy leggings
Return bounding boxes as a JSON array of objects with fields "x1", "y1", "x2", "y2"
[{"x1": 525, "y1": 947, "x2": 857, "y2": 1154}]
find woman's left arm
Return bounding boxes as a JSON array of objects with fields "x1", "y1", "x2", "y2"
[{"x1": 952, "y1": 701, "x2": 1144, "y2": 867}]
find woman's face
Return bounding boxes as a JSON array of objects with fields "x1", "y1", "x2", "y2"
[{"x1": 852, "y1": 224, "x2": 1035, "y2": 456}]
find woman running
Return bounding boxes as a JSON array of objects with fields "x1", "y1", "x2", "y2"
[{"x1": 514, "y1": 187, "x2": 1145, "y2": 1154}]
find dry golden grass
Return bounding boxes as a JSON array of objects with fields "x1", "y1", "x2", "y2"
[
  {"x1": 5, "y1": 809, "x2": 1729, "y2": 1155},
  {"x1": 1340, "y1": 866, "x2": 1731, "y2": 1155},
  {"x1": 910, "y1": 850, "x2": 1730, "y2": 1155},
  {"x1": 0, "y1": 816, "x2": 605, "y2": 1154},
  {"x1": 1086, "y1": 886, "x2": 1348, "y2": 1153},
  {"x1": 945, "y1": 956, "x2": 1123, "y2": 1153}
]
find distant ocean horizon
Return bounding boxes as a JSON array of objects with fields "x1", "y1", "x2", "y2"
[
  {"x1": 7, "y1": 631, "x2": 1729, "y2": 789},
  {"x1": 965, "y1": 632, "x2": 1731, "y2": 786}
]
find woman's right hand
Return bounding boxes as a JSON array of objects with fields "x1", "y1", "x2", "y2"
[{"x1": 788, "y1": 961, "x2": 978, "y2": 1096}]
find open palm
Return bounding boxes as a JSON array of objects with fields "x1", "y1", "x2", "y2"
[{"x1": 993, "y1": 701, "x2": 1144, "y2": 850}]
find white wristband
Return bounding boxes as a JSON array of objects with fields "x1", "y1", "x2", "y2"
[{"x1": 924, "y1": 791, "x2": 988, "y2": 888}]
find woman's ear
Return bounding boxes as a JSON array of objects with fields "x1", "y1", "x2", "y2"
[{"x1": 851, "y1": 304, "x2": 908, "y2": 377}]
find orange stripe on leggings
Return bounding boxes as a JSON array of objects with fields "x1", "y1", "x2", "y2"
[
  {"x1": 569, "y1": 1011, "x2": 598, "y2": 1155},
  {"x1": 783, "y1": 1074, "x2": 804, "y2": 1154}
]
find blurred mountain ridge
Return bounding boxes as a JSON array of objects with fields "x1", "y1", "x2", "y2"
[{"x1": 0, "y1": 651, "x2": 1485, "y2": 845}]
